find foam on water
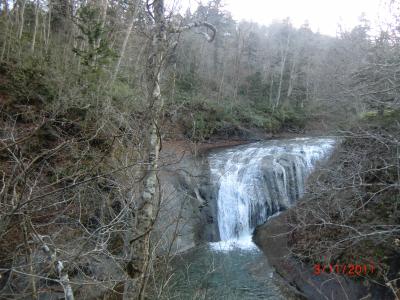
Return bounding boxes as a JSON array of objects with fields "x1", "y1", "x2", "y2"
[{"x1": 209, "y1": 234, "x2": 258, "y2": 252}]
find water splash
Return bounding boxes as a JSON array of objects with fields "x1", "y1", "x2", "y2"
[{"x1": 209, "y1": 235, "x2": 258, "y2": 252}]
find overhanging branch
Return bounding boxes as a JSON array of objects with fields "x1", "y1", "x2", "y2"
[{"x1": 169, "y1": 21, "x2": 216, "y2": 42}]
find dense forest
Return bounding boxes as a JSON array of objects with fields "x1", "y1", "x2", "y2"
[{"x1": 0, "y1": 0, "x2": 400, "y2": 299}]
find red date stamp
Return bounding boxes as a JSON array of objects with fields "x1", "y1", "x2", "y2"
[{"x1": 313, "y1": 263, "x2": 375, "y2": 276}]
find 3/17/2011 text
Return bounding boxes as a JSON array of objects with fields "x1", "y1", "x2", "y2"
[{"x1": 313, "y1": 263, "x2": 375, "y2": 276}]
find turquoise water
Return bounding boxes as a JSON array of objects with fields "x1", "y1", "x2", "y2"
[{"x1": 160, "y1": 243, "x2": 284, "y2": 300}]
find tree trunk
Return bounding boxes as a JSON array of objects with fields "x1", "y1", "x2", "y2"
[
  {"x1": 287, "y1": 58, "x2": 296, "y2": 99},
  {"x1": 304, "y1": 61, "x2": 311, "y2": 109},
  {"x1": 45, "y1": 1, "x2": 51, "y2": 52},
  {"x1": 124, "y1": 1, "x2": 166, "y2": 299},
  {"x1": 31, "y1": 0, "x2": 40, "y2": 53},
  {"x1": 233, "y1": 30, "x2": 243, "y2": 103},
  {"x1": 112, "y1": 2, "x2": 138, "y2": 83},
  {"x1": 213, "y1": 34, "x2": 219, "y2": 77},
  {"x1": 275, "y1": 34, "x2": 290, "y2": 109},
  {"x1": 269, "y1": 73, "x2": 274, "y2": 106},
  {"x1": 122, "y1": 3, "x2": 215, "y2": 298},
  {"x1": 89, "y1": 0, "x2": 107, "y2": 67},
  {"x1": 217, "y1": 61, "x2": 225, "y2": 103},
  {"x1": 1, "y1": 6, "x2": 9, "y2": 62},
  {"x1": 2, "y1": 0, "x2": 8, "y2": 16},
  {"x1": 18, "y1": 0, "x2": 26, "y2": 40}
]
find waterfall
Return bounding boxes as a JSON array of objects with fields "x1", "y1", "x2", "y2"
[{"x1": 209, "y1": 138, "x2": 335, "y2": 249}]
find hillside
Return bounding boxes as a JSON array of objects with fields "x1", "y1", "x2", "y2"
[{"x1": 254, "y1": 111, "x2": 400, "y2": 299}]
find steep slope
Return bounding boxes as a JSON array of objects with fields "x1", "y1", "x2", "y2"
[{"x1": 255, "y1": 110, "x2": 400, "y2": 299}]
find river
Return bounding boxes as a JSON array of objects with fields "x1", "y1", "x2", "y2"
[{"x1": 161, "y1": 137, "x2": 335, "y2": 299}]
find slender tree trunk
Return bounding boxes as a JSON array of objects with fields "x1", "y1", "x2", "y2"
[
  {"x1": 233, "y1": 32, "x2": 243, "y2": 103},
  {"x1": 124, "y1": 1, "x2": 166, "y2": 299},
  {"x1": 304, "y1": 61, "x2": 311, "y2": 109},
  {"x1": 2, "y1": 0, "x2": 8, "y2": 16},
  {"x1": 287, "y1": 58, "x2": 296, "y2": 99},
  {"x1": 98, "y1": 0, "x2": 108, "y2": 46},
  {"x1": 40, "y1": 9, "x2": 45, "y2": 47},
  {"x1": 0, "y1": 31, "x2": 6, "y2": 62},
  {"x1": 45, "y1": 1, "x2": 51, "y2": 52},
  {"x1": 275, "y1": 59, "x2": 285, "y2": 108},
  {"x1": 18, "y1": 0, "x2": 26, "y2": 40},
  {"x1": 217, "y1": 61, "x2": 225, "y2": 103},
  {"x1": 269, "y1": 73, "x2": 274, "y2": 106},
  {"x1": 22, "y1": 220, "x2": 37, "y2": 300},
  {"x1": 213, "y1": 29, "x2": 220, "y2": 77},
  {"x1": 2, "y1": 12, "x2": 14, "y2": 62},
  {"x1": 1, "y1": 9, "x2": 9, "y2": 61},
  {"x1": 112, "y1": 2, "x2": 138, "y2": 83},
  {"x1": 13, "y1": 0, "x2": 18, "y2": 27},
  {"x1": 89, "y1": 0, "x2": 108, "y2": 67},
  {"x1": 171, "y1": 61, "x2": 177, "y2": 102},
  {"x1": 31, "y1": 0, "x2": 40, "y2": 53},
  {"x1": 131, "y1": 43, "x2": 146, "y2": 85},
  {"x1": 275, "y1": 34, "x2": 290, "y2": 109}
]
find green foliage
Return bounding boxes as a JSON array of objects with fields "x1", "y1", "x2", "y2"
[
  {"x1": 239, "y1": 71, "x2": 267, "y2": 103},
  {"x1": 176, "y1": 63, "x2": 198, "y2": 93},
  {"x1": 229, "y1": 104, "x2": 273, "y2": 130},
  {"x1": 0, "y1": 60, "x2": 56, "y2": 105},
  {"x1": 110, "y1": 80, "x2": 143, "y2": 111},
  {"x1": 274, "y1": 107, "x2": 307, "y2": 130},
  {"x1": 190, "y1": 111, "x2": 219, "y2": 141},
  {"x1": 360, "y1": 109, "x2": 400, "y2": 129},
  {"x1": 171, "y1": 88, "x2": 309, "y2": 142},
  {"x1": 179, "y1": 100, "x2": 224, "y2": 141},
  {"x1": 73, "y1": 5, "x2": 117, "y2": 71}
]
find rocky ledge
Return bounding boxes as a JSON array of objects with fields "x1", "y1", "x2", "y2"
[{"x1": 253, "y1": 211, "x2": 373, "y2": 300}]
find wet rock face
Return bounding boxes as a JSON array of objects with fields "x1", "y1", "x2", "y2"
[
  {"x1": 276, "y1": 153, "x2": 307, "y2": 204},
  {"x1": 154, "y1": 154, "x2": 220, "y2": 253},
  {"x1": 195, "y1": 181, "x2": 220, "y2": 242}
]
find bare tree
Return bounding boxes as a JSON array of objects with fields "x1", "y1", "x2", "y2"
[{"x1": 123, "y1": 1, "x2": 215, "y2": 299}]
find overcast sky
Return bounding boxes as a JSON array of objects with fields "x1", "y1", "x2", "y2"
[{"x1": 167, "y1": 0, "x2": 391, "y2": 36}]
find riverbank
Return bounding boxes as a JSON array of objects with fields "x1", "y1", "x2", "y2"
[
  {"x1": 161, "y1": 125, "x2": 335, "y2": 159},
  {"x1": 253, "y1": 211, "x2": 370, "y2": 300},
  {"x1": 253, "y1": 113, "x2": 400, "y2": 300}
]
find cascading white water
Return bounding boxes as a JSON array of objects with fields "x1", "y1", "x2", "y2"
[{"x1": 209, "y1": 138, "x2": 335, "y2": 250}]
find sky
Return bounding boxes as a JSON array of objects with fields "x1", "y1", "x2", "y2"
[{"x1": 166, "y1": 0, "x2": 392, "y2": 36}]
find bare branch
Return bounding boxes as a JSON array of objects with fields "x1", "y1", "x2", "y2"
[{"x1": 169, "y1": 21, "x2": 217, "y2": 42}]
